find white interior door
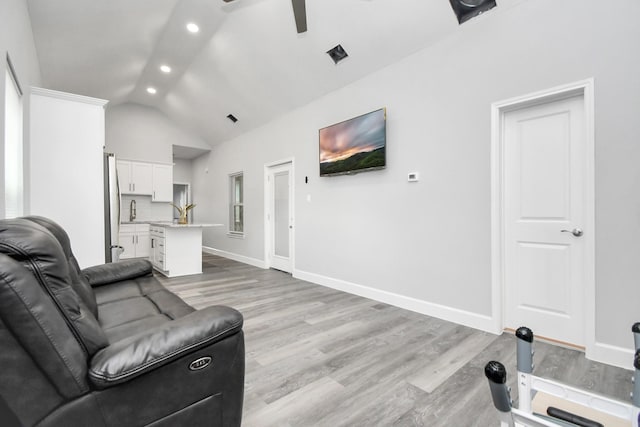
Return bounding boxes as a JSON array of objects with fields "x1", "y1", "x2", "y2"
[
  {"x1": 503, "y1": 94, "x2": 588, "y2": 347},
  {"x1": 267, "y1": 162, "x2": 293, "y2": 273}
]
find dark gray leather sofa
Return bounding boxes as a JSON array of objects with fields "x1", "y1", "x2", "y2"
[{"x1": 0, "y1": 216, "x2": 244, "y2": 427}]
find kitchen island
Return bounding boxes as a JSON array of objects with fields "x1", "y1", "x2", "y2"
[{"x1": 149, "y1": 222, "x2": 221, "y2": 277}]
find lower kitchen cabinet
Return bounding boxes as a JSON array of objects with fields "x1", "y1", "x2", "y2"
[
  {"x1": 149, "y1": 223, "x2": 218, "y2": 277},
  {"x1": 119, "y1": 223, "x2": 150, "y2": 259},
  {"x1": 149, "y1": 225, "x2": 166, "y2": 271}
]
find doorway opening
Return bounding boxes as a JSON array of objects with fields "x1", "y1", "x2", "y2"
[{"x1": 173, "y1": 182, "x2": 192, "y2": 223}]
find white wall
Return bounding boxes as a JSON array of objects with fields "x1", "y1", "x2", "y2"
[
  {"x1": 192, "y1": 0, "x2": 640, "y2": 365},
  {"x1": 29, "y1": 89, "x2": 107, "y2": 268},
  {"x1": 105, "y1": 103, "x2": 210, "y2": 164},
  {"x1": 173, "y1": 158, "x2": 193, "y2": 183},
  {"x1": 106, "y1": 104, "x2": 209, "y2": 222},
  {"x1": 0, "y1": 0, "x2": 42, "y2": 216}
]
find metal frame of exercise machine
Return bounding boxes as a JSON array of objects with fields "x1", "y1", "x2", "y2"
[{"x1": 485, "y1": 326, "x2": 640, "y2": 427}]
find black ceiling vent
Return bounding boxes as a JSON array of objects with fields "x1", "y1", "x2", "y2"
[
  {"x1": 227, "y1": 114, "x2": 238, "y2": 123},
  {"x1": 327, "y1": 44, "x2": 348, "y2": 65},
  {"x1": 449, "y1": 0, "x2": 497, "y2": 24}
]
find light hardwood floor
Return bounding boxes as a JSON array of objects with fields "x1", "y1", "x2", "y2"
[{"x1": 158, "y1": 254, "x2": 633, "y2": 426}]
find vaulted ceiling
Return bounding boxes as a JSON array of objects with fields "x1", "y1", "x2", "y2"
[{"x1": 26, "y1": 0, "x2": 513, "y2": 146}]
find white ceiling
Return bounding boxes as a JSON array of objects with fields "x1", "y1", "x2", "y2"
[
  {"x1": 26, "y1": 0, "x2": 510, "y2": 146},
  {"x1": 172, "y1": 144, "x2": 211, "y2": 159}
]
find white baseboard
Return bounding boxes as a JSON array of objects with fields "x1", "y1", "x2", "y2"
[
  {"x1": 199, "y1": 249, "x2": 495, "y2": 333},
  {"x1": 587, "y1": 341, "x2": 635, "y2": 371},
  {"x1": 202, "y1": 246, "x2": 268, "y2": 269},
  {"x1": 294, "y1": 268, "x2": 498, "y2": 334}
]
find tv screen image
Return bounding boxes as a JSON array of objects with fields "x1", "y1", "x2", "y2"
[{"x1": 319, "y1": 108, "x2": 386, "y2": 177}]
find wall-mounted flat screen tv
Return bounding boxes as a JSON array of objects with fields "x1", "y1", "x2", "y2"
[{"x1": 319, "y1": 108, "x2": 386, "y2": 177}]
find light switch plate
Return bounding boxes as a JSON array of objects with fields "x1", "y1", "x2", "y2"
[{"x1": 408, "y1": 172, "x2": 419, "y2": 182}]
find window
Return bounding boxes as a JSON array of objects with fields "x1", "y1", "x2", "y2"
[
  {"x1": 229, "y1": 172, "x2": 243, "y2": 235},
  {"x1": 4, "y1": 56, "x2": 23, "y2": 219}
]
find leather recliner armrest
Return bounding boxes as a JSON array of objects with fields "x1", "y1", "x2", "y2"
[
  {"x1": 82, "y1": 259, "x2": 153, "y2": 287},
  {"x1": 88, "y1": 305, "x2": 243, "y2": 389}
]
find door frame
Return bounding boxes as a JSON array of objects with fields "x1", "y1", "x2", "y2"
[
  {"x1": 490, "y1": 79, "x2": 595, "y2": 354},
  {"x1": 264, "y1": 158, "x2": 295, "y2": 272}
]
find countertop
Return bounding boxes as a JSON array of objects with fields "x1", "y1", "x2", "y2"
[
  {"x1": 121, "y1": 221, "x2": 222, "y2": 228},
  {"x1": 148, "y1": 222, "x2": 222, "y2": 228}
]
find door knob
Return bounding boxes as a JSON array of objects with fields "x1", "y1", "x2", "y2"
[{"x1": 561, "y1": 228, "x2": 583, "y2": 237}]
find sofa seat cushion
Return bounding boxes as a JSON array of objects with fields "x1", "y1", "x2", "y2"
[
  {"x1": 95, "y1": 273, "x2": 169, "y2": 304},
  {"x1": 94, "y1": 281, "x2": 144, "y2": 305},
  {"x1": 99, "y1": 297, "x2": 164, "y2": 330},
  {"x1": 94, "y1": 275, "x2": 195, "y2": 342},
  {"x1": 101, "y1": 315, "x2": 171, "y2": 343}
]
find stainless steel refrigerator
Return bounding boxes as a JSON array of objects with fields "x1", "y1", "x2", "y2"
[{"x1": 104, "y1": 153, "x2": 123, "y2": 262}]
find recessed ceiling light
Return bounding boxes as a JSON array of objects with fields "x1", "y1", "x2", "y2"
[
  {"x1": 186, "y1": 22, "x2": 199, "y2": 33},
  {"x1": 160, "y1": 65, "x2": 171, "y2": 73},
  {"x1": 146, "y1": 87, "x2": 157, "y2": 94}
]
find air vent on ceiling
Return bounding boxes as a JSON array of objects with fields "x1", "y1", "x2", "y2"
[
  {"x1": 227, "y1": 114, "x2": 238, "y2": 123},
  {"x1": 327, "y1": 44, "x2": 349, "y2": 65},
  {"x1": 449, "y1": 0, "x2": 497, "y2": 24}
]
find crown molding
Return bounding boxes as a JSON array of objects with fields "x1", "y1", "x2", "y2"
[{"x1": 31, "y1": 87, "x2": 108, "y2": 107}]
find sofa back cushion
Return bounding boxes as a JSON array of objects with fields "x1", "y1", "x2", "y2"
[
  {"x1": 0, "y1": 218, "x2": 108, "y2": 356},
  {"x1": 0, "y1": 253, "x2": 89, "y2": 402},
  {"x1": 24, "y1": 216, "x2": 99, "y2": 318}
]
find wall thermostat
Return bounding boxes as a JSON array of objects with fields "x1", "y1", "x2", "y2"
[{"x1": 408, "y1": 172, "x2": 419, "y2": 182}]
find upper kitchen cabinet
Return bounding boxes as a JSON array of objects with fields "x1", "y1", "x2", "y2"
[
  {"x1": 117, "y1": 159, "x2": 173, "y2": 202},
  {"x1": 152, "y1": 164, "x2": 173, "y2": 202},
  {"x1": 117, "y1": 160, "x2": 153, "y2": 195}
]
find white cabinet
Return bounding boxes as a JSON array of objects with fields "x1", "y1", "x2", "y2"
[
  {"x1": 132, "y1": 163, "x2": 153, "y2": 195},
  {"x1": 117, "y1": 160, "x2": 153, "y2": 195},
  {"x1": 117, "y1": 160, "x2": 133, "y2": 192},
  {"x1": 118, "y1": 160, "x2": 173, "y2": 202},
  {"x1": 149, "y1": 224, "x2": 208, "y2": 277},
  {"x1": 152, "y1": 164, "x2": 173, "y2": 202},
  {"x1": 136, "y1": 228, "x2": 150, "y2": 258},
  {"x1": 149, "y1": 225, "x2": 166, "y2": 270},
  {"x1": 119, "y1": 229, "x2": 136, "y2": 260},
  {"x1": 119, "y1": 224, "x2": 150, "y2": 259}
]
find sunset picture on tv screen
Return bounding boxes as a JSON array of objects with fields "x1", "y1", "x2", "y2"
[{"x1": 319, "y1": 108, "x2": 386, "y2": 176}]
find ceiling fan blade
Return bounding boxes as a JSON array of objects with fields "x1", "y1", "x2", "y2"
[
  {"x1": 291, "y1": 0, "x2": 307, "y2": 33},
  {"x1": 223, "y1": 0, "x2": 306, "y2": 33}
]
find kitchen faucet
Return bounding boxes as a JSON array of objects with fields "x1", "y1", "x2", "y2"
[{"x1": 129, "y1": 199, "x2": 136, "y2": 222}]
